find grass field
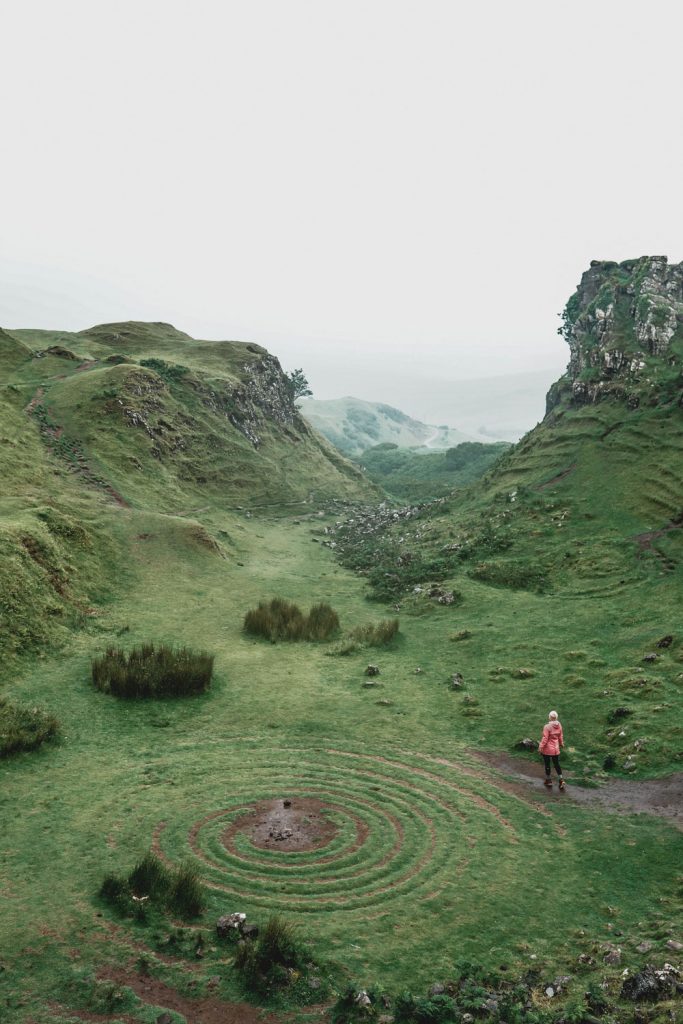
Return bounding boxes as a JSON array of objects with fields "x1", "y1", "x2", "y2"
[
  {"x1": 1, "y1": 318, "x2": 681, "y2": 1022},
  {"x1": 1, "y1": 504, "x2": 681, "y2": 1022}
]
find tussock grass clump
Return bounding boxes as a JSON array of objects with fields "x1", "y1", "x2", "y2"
[
  {"x1": 235, "y1": 915, "x2": 319, "y2": 996},
  {"x1": 244, "y1": 599, "x2": 339, "y2": 642},
  {"x1": 99, "y1": 852, "x2": 206, "y2": 921},
  {"x1": 0, "y1": 698, "x2": 58, "y2": 756},
  {"x1": 91, "y1": 643, "x2": 214, "y2": 698},
  {"x1": 350, "y1": 618, "x2": 399, "y2": 647}
]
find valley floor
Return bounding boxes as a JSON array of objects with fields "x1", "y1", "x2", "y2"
[{"x1": 1, "y1": 504, "x2": 682, "y2": 1022}]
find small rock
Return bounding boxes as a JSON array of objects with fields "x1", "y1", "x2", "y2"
[
  {"x1": 216, "y1": 913, "x2": 246, "y2": 938},
  {"x1": 414, "y1": 667, "x2": 423, "y2": 674},
  {"x1": 449, "y1": 672, "x2": 464, "y2": 690},
  {"x1": 428, "y1": 983, "x2": 445, "y2": 996},
  {"x1": 157, "y1": 1015, "x2": 173, "y2": 1024},
  {"x1": 622, "y1": 963, "x2": 680, "y2": 1001},
  {"x1": 545, "y1": 986, "x2": 555, "y2": 998},
  {"x1": 461, "y1": 1016, "x2": 474, "y2": 1024},
  {"x1": 375, "y1": 698, "x2": 393, "y2": 706},
  {"x1": 656, "y1": 634, "x2": 674, "y2": 648},
  {"x1": 283, "y1": 799, "x2": 292, "y2": 808},
  {"x1": 365, "y1": 665, "x2": 380, "y2": 677},
  {"x1": 363, "y1": 680, "x2": 382, "y2": 688},
  {"x1": 308, "y1": 976, "x2": 321, "y2": 990},
  {"x1": 642, "y1": 653, "x2": 658, "y2": 663},
  {"x1": 515, "y1": 738, "x2": 536, "y2": 752},
  {"x1": 636, "y1": 941, "x2": 654, "y2": 954},
  {"x1": 242, "y1": 923, "x2": 259, "y2": 939},
  {"x1": 354, "y1": 990, "x2": 372, "y2": 1008},
  {"x1": 603, "y1": 948, "x2": 621, "y2": 965},
  {"x1": 623, "y1": 757, "x2": 637, "y2": 772},
  {"x1": 666, "y1": 939, "x2": 683, "y2": 951}
]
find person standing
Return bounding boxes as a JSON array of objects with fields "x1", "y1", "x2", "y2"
[{"x1": 539, "y1": 710, "x2": 565, "y2": 790}]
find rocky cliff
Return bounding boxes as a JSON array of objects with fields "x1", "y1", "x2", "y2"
[{"x1": 548, "y1": 256, "x2": 683, "y2": 411}]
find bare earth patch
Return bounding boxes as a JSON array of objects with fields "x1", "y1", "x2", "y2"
[
  {"x1": 471, "y1": 750, "x2": 683, "y2": 830},
  {"x1": 225, "y1": 797, "x2": 340, "y2": 852}
]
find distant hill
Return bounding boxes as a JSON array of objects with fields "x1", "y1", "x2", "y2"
[{"x1": 298, "y1": 396, "x2": 480, "y2": 455}]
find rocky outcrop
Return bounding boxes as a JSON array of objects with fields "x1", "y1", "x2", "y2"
[{"x1": 549, "y1": 256, "x2": 683, "y2": 410}]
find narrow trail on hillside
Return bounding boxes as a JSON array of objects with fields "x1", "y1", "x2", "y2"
[{"x1": 470, "y1": 750, "x2": 683, "y2": 830}]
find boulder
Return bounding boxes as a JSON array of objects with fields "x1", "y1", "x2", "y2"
[
  {"x1": 656, "y1": 634, "x2": 674, "y2": 648},
  {"x1": 622, "y1": 963, "x2": 679, "y2": 1001},
  {"x1": 216, "y1": 912, "x2": 246, "y2": 938},
  {"x1": 515, "y1": 738, "x2": 536, "y2": 752}
]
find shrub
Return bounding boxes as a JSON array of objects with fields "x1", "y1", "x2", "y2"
[
  {"x1": 243, "y1": 599, "x2": 339, "y2": 642},
  {"x1": 350, "y1": 618, "x2": 400, "y2": 646},
  {"x1": 234, "y1": 915, "x2": 308, "y2": 994},
  {"x1": 168, "y1": 862, "x2": 205, "y2": 919},
  {"x1": 91, "y1": 643, "x2": 214, "y2": 698},
  {"x1": 0, "y1": 698, "x2": 59, "y2": 757},
  {"x1": 99, "y1": 852, "x2": 205, "y2": 921}
]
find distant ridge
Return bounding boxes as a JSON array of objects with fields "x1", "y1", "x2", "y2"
[{"x1": 298, "y1": 396, "x2": 480, "y2": 456}]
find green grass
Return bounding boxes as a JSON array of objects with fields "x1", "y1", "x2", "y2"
[
  {"x1": 0, "y1": 319, "x2": 681, "y2": 1022},
  {"x1": 355, "y1": 441, "x2": 509, "y2": 501}
]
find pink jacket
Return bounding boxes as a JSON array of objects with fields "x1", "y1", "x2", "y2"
[{"x1": 539, "y1": 721, "x2": 564, "y2": 756}]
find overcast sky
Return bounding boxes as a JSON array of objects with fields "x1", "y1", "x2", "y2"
[{"x1": 2, "y1": 0, "x2": 682, "y2": 428}]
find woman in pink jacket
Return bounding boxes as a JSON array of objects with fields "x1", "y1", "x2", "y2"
[{"x1": 539, "y1": 710, "x2": 565, "y2": 790}]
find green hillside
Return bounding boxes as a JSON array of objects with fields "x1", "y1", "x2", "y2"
[
  {"x1": 1, "y1": 277, "x2": 681, "y2": 1024},
  {"x1": 356, "y1": 440, "x2": 510, "y2": 500},
  {"x1": 299, "y1": 395, "x2": 481, "y2": 454}
]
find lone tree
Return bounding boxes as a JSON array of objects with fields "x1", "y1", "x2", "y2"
[{"x1": 287, "y1": 368, "x2": 313, "y2": 400}]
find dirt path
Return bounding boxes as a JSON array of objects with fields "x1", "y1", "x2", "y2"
[{"x1": 470, "y1": 750, "x2": 683, "y2": 830}]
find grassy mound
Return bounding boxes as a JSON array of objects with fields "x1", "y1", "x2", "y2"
[
  {"x1": 0, "y1": 699, "x2": 58, "y2": 756},
  {"x1": 91, "y1": 643, "x2": 214, "y2": 698},
  {"x1": 244, "y1": 598, "x2": 340, "y2": 641}
]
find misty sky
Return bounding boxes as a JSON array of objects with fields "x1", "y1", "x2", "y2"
[{"x1": 2, "y1": 0, "x2": 682, "y2": 432}]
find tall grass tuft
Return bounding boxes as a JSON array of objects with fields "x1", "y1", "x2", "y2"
[
  {"x1": 234, "y1": 915, "x2": 306, "y2": 994},
  {"x1": 99, "y1": 852, "x2": 205, "y2": 921},
  {"x1": 244, "y1": 599, "x2": 339, "y2": 642},
  {"x1": 0, "y1": 699, "x2": 59, "y2": 757},
  {"x1": 91, "y1": 643, "x2": 214, "y2": 698},
  {"x1": 350, "y1": 618, "x2": 399, "y2": 647}
]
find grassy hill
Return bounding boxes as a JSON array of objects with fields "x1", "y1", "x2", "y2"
[
  {"x1": 298, "y1": 395, "x2": 480, "y2": 454},
  {"x1": 1, "y1": 280, "x2": 681, "y2": 1024},
  {"x1": 356, "y1": 440, "x2": 510, "y2": 501}
]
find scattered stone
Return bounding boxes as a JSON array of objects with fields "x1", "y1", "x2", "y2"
[
  {"x1": 365, "y1": 665, "x2": 380, "y2": 677},
  {"x1": 656, "y1": 635, "x2": 674, "y2": 648},
  {"x1": 553, "y1": 975, "x2": 572, "y2": 992},
  {"x1": 515, "y1": 738, "x2": 537, "y2": 752},
  {"x1": 242, "y1": 923, "x2": 259, "y2": 939},
  {"x1": 642, "y1": 653, "x2": 658, "y2": 663},
  {"x1": 622, "y1": 963, "x2": 680, "y2": 1001},
  {"x1": 636, "y1": 941, "x2": 654, "y2": 954},
  {"x1": 603, "y1": 948, "x2": 621, "y2": 965},
  {"x1": 375, "y1": 698, "x2": 393, "y2": 706},
  {"x1": 354, "y1": 990, "x2": 372, "y2": 1009},
  {"x1": 666, "y1": 939, "x2": 683, "y2": 951},
  {"x1": 363, "y1": 680, "x2": 382, "y2": 688},
  {"x1": 622, "y1": 757, "x2": 637, "y2": 772},
  {"x1": 414, "y1": 667, "x2": 423, "y2": 674},
  {"x1": 283, "y1": 799, "x2": 292, "y2": 808},
  {"x1": 577, "y1": 953, "x2": 596, "y2": 967},
  {"x1": 544, "y1": 986, "x2": 555, "y2": 998},
  {"x1": 308, "y1": 976, "x2": 321, "y2": 990},
  {"x1": 157, "y1": 1015, "x2": 173, "y2": 1024},
  {"x1": 449, "y1": 672, "x2": 464, "y2": 691},
  {"x1": 512, "y1": 667, "x2": 534, "y2": 679},
  {"x1": 461, "y1": 1016, "x2": 474, "y2": 1024}
]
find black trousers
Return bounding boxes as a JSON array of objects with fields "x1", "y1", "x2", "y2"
[{"x1": 543, "y1": 754, "x2": 562, "y2": 776}]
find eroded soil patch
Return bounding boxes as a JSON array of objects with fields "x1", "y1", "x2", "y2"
[
  {"x1": 224, "y1": 797, "x2": 339, "y2": 852},
  {"x1": 471, "y1": 750, "x2": 683, "y2": 829}
]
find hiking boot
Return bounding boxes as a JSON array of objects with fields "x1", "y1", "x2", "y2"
[
  {"x1": 558, "y1": 778, "x2": 566, "y2": 791},
  {"x1": 544, "y1": 777, "x2": 552, "y2": 788}
]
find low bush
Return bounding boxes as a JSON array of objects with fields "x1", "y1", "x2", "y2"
[
  {"x1": 99, "y1": 851, "x2": 205, "y2": 921},
  {"x1": 244, "y1": 599, "x2": 339, "y2": 642},
  {"x1": 234, "y1": 915, "x2": 314, "y2": 995},
  {"x1": 91, "y1": 643, "x2": 214, "y2": 698},
  {"x1": 350, "y1": 618, "x2": 399, "y2": 646},
  {"x1": 0, "y1": 698, "x2": 58, "y2": 756}
]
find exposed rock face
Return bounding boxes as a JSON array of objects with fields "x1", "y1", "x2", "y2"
[{"x1": 548, "y1": 256, "x2": 683, "y2": 411}]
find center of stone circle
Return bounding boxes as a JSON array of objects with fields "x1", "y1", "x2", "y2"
[{"x1": 227, "y1": 797, "x2": 340, "y2": 852}]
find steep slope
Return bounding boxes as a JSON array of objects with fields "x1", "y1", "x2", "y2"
[
  {"x1": 4, "y1": 322, "x2": 375, "y2": 511},
  {"x1": 0, "y1": 322, "x2": 377, "y2": 664},
  {"x1": 324, "y1": 257, "x2": 683, "y2": 777},
  {"x1": 298, "y1": 396, "x2": 479, "y2": 454}
]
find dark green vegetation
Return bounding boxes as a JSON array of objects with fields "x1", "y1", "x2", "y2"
[
  {"x1": 244, "y1": 598, "x2": 340, "y2": 641},
  {"x1": 356, "y1": 441, "x2": 509, "y2": 501},
  {"x1": 100, "y1": 851, "x2": 205, "y2": 920},
  {"x1": 0, "y1": 697, "x2": 58, "y2": 756},
  {"x1": 91, "y1": 642, "x2": 214, "y2": 697},
  {"x1": 235, "y1": 915, "x2": 329, "y2": 999},
  {"x1": 1, "y1": 266, "x2": 682, "y2": 1024}
]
